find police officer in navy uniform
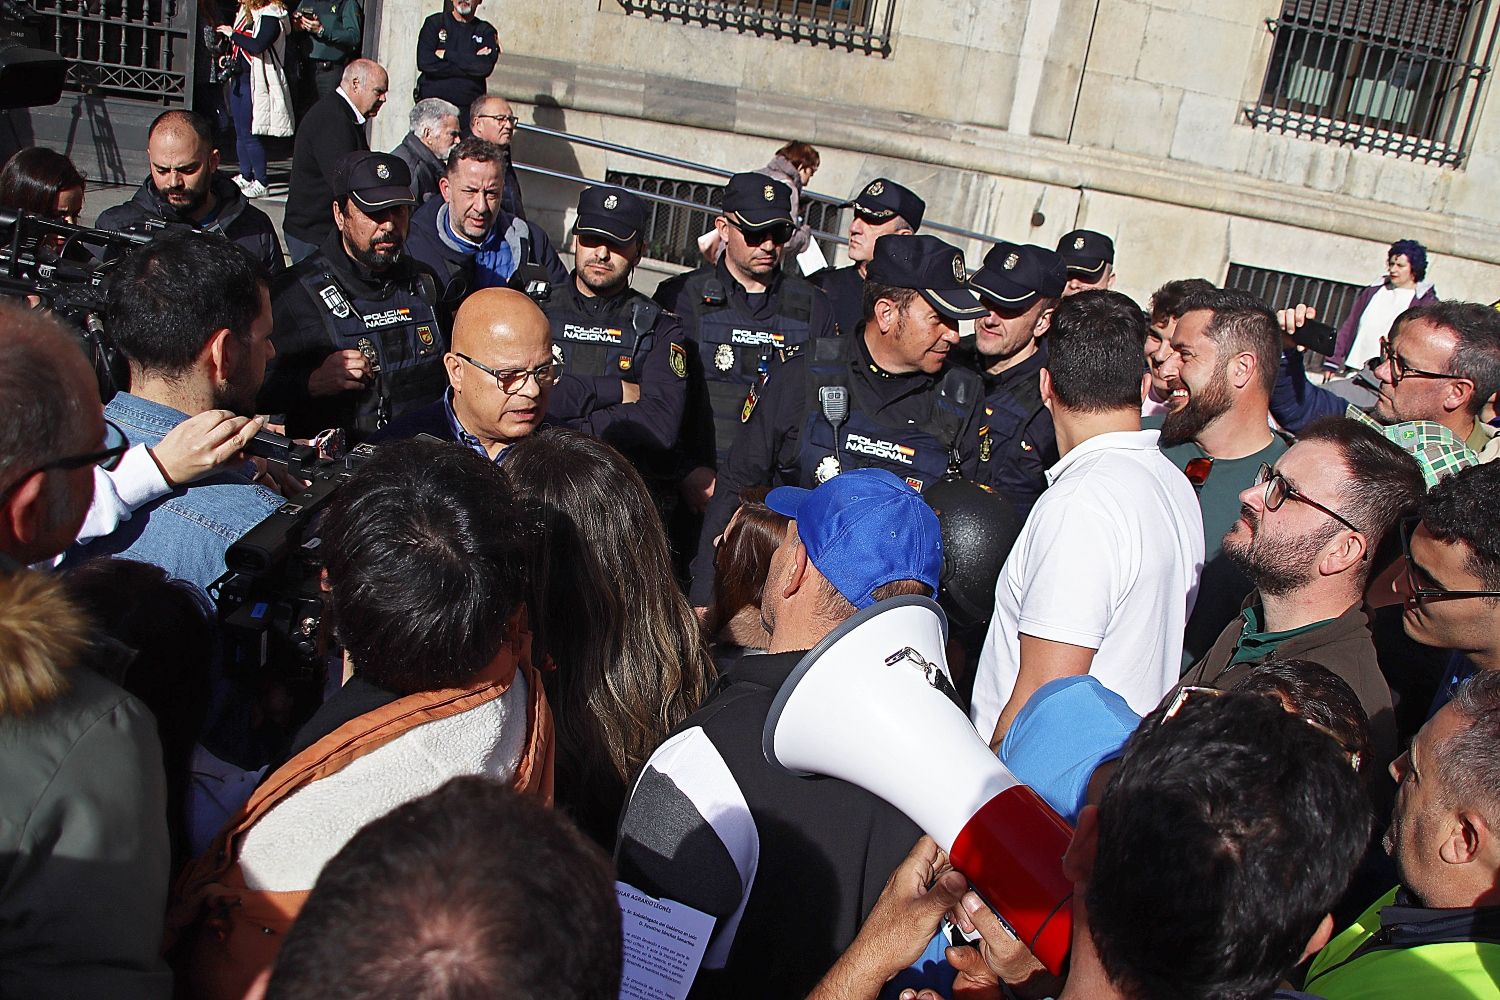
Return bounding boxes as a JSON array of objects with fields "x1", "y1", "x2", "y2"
[
  {"x1": 809, "y1": 177, "x2": 925, "y2": 338},
  {"x1": 966, "y1": 241, "x2": 1067, "y2": 518},
  {"x1": 259, "y1": 151, "x2": 449, "y2": 441},
  {"x1": 654, "y1": 172, "x2": 837, "y2": 519},
  {"x1": 686, "y1": 233, "x2": 988, "y2": 607},
  {"x1": 544, "y1": 186, "x2": 687, "y2": 477}
]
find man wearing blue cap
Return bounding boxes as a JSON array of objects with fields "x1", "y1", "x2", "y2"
[
  {"x1": 617, "y1": 468, "x2": 936, "y2": 999},
  {"x1": 543, "y1": 186, "x2": 687, "y2": 477},
  {"x1": 810, "y1": 177, "x2": 926, "y2": 339},
  {"x1": 967, "y1": 241, "x2": 1068, "y2": 517},
  {"x1": 654, "y1": 172, "x2": 838, "y2": 518},
  {"x1": 686, "y1": 233, "x2": 988, "y2": 609}
]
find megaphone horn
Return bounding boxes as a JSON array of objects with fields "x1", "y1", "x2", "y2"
[{"x1": 763, "y1": 596, "x2": 1075, "y2": 975}]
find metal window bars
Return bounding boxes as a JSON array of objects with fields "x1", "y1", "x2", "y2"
[
  {"x1": 1245, "y1": 0, "x2": 1499, "y2": 167},
  {"x1": 615, "y1": 0, "x2": 896, "y2": 55},
  {"x1": 26, "y1": 0, "x2": 192, "y2": 105},
  {"x1": 1224, "y1": 262, "x2": 1364, "y2": 367}
]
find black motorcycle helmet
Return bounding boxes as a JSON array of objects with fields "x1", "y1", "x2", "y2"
[{"x1": 922, "y1": 478, "x2": 1022, "y2": 630}]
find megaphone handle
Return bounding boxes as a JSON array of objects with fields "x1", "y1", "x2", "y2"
[{"x1": 950, "y1": 784, "x2": 1076, "y2": 976}]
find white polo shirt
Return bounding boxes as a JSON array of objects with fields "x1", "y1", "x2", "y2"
[{"x1": 970, "y1": 430, "x2": 1204, "y2": 738}]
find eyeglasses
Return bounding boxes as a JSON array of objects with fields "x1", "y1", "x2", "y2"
[
  {"x1": 1379, "y1": 336, "x2": 1465, "y2": 386},
  {"x1": 455, "y1": 352, "x2": 562, "y2": 394},
  {"x1": 727, "y1": 218, "x2": 794, "y2": 246},
  {"x1": 1162, "y1": 686, "x2": 1363, "y2": 772},
  {"x1": 1398, "y1": 515, "x2": 1500, "y2": 605},
  {"x1": 0, "y1": 419, "x2": 129, "y2": 502},
  {"x1": 1253, "y1": 463, "x2": 1362, "y2": 536},
  {"x1": 474, "y1": 113, "x2": 518, "y2": 126}
]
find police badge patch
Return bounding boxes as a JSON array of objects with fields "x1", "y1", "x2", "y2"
[
  {"x1": 815, "y1": 455, "x2": 841, "y2": 483},
  {"x1": 979, "y1": 431, "x2": 993, "y2": 463},
  {"x1": 763, "y1": 185, "x2": 774, "y2": 201},
  {"x1": 416, "y1": 324, "x2": 436, "y2": 355},
  {"x1": 437, "y1": 28, "x2": 447, "y2": 42},
  {"x1": 553, "y1": 343, "x2": 566, "y2": 365},
  {"x1": 604, "y1": 194, "x2": 618, "y2": 210},
  {"x1": 1073, "y1": 236, "x2": 1085, "y2": 250},
  {"x1": 714, "y1": 343, "x2": 735, "y2": 373},
  {"x1": 375, "y1": 164, "x2": 390, "y2": 180},
  {"x1": 951, "y1": 254, "x2": 966, "y2": 282},
  {"x1": 1003, "y1": 253, "x2": 1019, "y2": 270},
  {"x1": 618, "y1": 356, "x2": 632, "y2": 372},
  {"x1": 670, "y1": 342, "x2": 687, "y2": 379},
  {"x1": 867, "y1": 180, "x2": 884, "y2": 196}
]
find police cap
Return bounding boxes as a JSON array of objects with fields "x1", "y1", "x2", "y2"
[
  {"x1": 846, "y1": 177, "x2": 925, "y2": 231},
  {"x1": 865, "y1": 234, "x2": 986, "y2": 320},
  {"x1": 334, "y1": 151, "x2": 416, "y2": 212},
  {"x1": 969, "y1": 242, "x2": 1067, "y2": 310},
  {"x1": 1056, "y1": 229, "x2": 1115, "y2": 278},
  {"x1": 721, "y1": 172, "x2": 794, "y2": 229},
  {"x1": 575, "y1": 185, "x2": 647, "y2": 245}
]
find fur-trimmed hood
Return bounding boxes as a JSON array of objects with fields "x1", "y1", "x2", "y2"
[{"x1": 0, "y1": 568, "x2": 89, "y2": 718}]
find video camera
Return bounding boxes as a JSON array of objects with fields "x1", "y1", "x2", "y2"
[
  {"x1": 209, "y1": 431, "x2": 377, "y2": 679},
  {"x1": 0, "y1": 208, "x2": 154, "y2": 399}
]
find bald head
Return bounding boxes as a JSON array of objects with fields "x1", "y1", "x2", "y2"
[
  {"x1": 0, "y1": 303, "x2": 103, "y2": 561},
  {"x1": 341, "y1": 59, "x2": 389, "y2": 119},
  {"x1": 445, "y1": 289, "x2": 554, "y2": 456},
  {"x1": 469, "y1": 95, "x2": 517, "y2": 148}
]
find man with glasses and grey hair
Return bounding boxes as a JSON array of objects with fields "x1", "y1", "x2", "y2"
[
  {"x1": 1181, "y1": 415, "x2": 1426, "y2": 784},
  {"x1": 372, "y1": 287, "x2": 556, "y2": 462},
  {"x1": 391, "y1": 97, "x2": 461, "y2": 205}
]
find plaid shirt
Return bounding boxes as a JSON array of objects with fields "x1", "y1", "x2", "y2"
[{"x1": 1345, "y1": 405, "x2": 1477, "y2": 488}]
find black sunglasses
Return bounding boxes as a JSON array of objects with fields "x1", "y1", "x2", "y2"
[
  {"x1": 0, "y1": 419, "x2": 129, "y2": 503},
  {"x1": 728, "y1": 218, "x2": 794, "y2": 246}
]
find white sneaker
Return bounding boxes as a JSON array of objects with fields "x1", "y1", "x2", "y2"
[
  {"x1": 241, "y1": 180, "x2": 269, "y2": 198},
  {"x1": 231, "y1": 174, "x2": 252, "y2": 191}
]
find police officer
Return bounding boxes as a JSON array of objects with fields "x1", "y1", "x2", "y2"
[
  {"x1": 687, "y1": 233, "x2": 988, "y2": 607},
  {"x1": 654, "y1": 172, "x2": 837, "y2": 516},
  {"x1": 809, "y1": 177, "x2": 925, "y2": 338},
  {"x1": 967, "y1": 241, "x2": 1067, "y2": 517},
  {"x1": 1057, "y1": 228, "x2": 1116, "y2": 296},
  {"x1": 259, "y1": 151, "x2": 448, "y2": 441},
  {"x1": 544, "y1": 186, "x2": 687, "y2": 471}
]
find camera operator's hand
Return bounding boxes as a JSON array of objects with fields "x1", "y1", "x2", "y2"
[
  {"x1": 308, "y1": 349, "x2": 372, "y2": 397},
  {"x1": 149, "y1": 410, "x2": 265, "y2": 488},
  {"x1": 1276, "y1": 304, "x2": 1317, "y2": 349}
]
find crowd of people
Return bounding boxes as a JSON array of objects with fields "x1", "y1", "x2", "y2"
[{"x1": 3, "y1": 12, "x2": 1500, "y2": 998}]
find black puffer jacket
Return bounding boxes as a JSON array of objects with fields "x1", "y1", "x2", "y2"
[{"x1": 95, "y1": 172, "x2": 285, "y2": 273}]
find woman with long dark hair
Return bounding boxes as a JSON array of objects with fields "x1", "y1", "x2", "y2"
[
  {"x1": 0, "y1": 147, "x2": 86, "y2": 224},
  {"x1": 504, "y1": 429, "x2": 714, "y2": 847},
  {"x1": 701, "y1": 487, "x2": 788, "y2": 673}
]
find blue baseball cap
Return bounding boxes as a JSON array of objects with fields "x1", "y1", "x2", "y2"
[
  {"x1": 999, "y1": 675, "x2": 1140, "y2": 823},
  {"x1": 765, "y1": 468, "x2": 942, "y2": 610}
]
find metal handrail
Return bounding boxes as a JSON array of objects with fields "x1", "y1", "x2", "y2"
[
  {"x1": 515, "y1": 121, "x2": 1001, "y2": 246},
  {"x1": 512, "y1": 161, "x2": 848, "y2": 246}
]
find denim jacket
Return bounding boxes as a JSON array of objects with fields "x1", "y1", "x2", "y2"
[{"x1": 65, "y1": 393, "x2": 282, "y2": 598}]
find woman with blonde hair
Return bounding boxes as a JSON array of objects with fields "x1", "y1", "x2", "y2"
[{"x1": 217, "y1": 0, "x2": 293, "y2": 198}]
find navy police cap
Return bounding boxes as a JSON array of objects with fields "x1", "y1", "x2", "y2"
[
  {"x1": 970, "y1": 242, "x2": 1067, "y2": 310},
  {"x1": 1056, "y1": 229, "x2": 1115, "y2": 277},
  {"x1": 575, "y1": 185, "x2": 647, "y2": 244},
  {"x1": 847, "y1": 177, "x2": 925, "y2": 231},
  {"x1": 865, "y1": 234, "x2": 986, "y2": 321},
  {"x1": 721, "y1": 172, "x2": 794, "y2": 229},
  {"x1": 334, "y1": 151, "x2": 416, "y2": 212}
]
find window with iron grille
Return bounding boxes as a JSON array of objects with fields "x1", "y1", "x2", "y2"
[
  {"x1": 614, "y1": 0, "x2": 896, "y2": 55},
  {"x1": 1245, "y1": 0, "x2": 1500, "y2": 167},
  {"x1": 27, "y1": 0, "x2": 193, "y2": 105},
  {"x1": 606, "y1": 169, "x2": 846, "y2": 268},
  {"x1": 1225, "y1": 262, "x2": 1365, "y2": 366}
]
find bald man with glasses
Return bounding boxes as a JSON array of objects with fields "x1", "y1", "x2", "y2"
[{"x1": 371, "y1": 287, "x2": 557, "y2": 461}]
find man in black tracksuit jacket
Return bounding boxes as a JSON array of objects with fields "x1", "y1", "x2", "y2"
[{"x1": 415, "y1": 0, "x2": 499, "y2": 123}]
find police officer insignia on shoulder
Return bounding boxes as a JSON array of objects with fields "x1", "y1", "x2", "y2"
[
  {"x1": 670, "y1": 342, "x2": 687, "y2": 379},
  {"x1": 618, "y1": 356, "x2": 632, "y2": 372}
]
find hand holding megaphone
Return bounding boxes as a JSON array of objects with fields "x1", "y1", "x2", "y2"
[{"x1": 763, "y1": 596, "x2": 1075, "y2": 976}]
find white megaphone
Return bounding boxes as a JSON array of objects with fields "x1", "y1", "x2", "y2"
[{"x1": 764, "y1": 595, "x2": 1075, "y2": 975}]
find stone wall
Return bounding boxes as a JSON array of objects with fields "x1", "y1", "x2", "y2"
[{"x1": 371, "y1": 0, "x2": 1500, "y2": 307}]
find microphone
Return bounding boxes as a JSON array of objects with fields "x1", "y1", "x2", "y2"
[{"x1": 819, "y1": 385, "x2": 848, "y2": 473}]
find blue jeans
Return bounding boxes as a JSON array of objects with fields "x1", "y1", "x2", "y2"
[{"x1": 228, "y1": 76, "x2": 268, "y2": 184}]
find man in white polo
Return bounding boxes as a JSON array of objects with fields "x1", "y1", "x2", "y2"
[{"x1": 972, "y1": 290, "x2": 1203, "y2": 748}]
